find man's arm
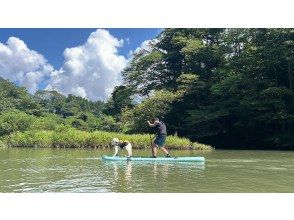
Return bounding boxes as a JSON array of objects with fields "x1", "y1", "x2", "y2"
[{"x1": 147, "y1": 120, "x2": 156, "y2": 127}]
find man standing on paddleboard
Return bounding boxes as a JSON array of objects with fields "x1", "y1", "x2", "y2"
[{"x1": 147, "y1": 118, "x2": 171, "y2": 158}]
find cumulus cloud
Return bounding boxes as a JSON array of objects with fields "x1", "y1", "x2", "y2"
[
  {"x1": 46, "y1": 29, "x2": 127, "y2": 101},
  {"x1": 0, "y1": 30, "x2": 134, "y2": 101},
  {"x1": 0, "y1": 37, "x2": 54, "y2": 93},
  {"x1": 127, "y1": 39, "x2": 164, "y2": 60},
  {"x1": 128, "y1": 40, "x2": 153, "y2": 58}
]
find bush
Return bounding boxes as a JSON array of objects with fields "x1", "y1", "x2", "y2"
[
  {"x1": 65, "y1": 116, "x2": 88, "y2": 130},
  {"x1": 0, "y1": 110, "x2": 34, "y2": 136},
  {"x1": 2, "y1": 129, "x2": 213, "y2": 150},
  {"x1": 63, "y1": 113, "x2": 121, "y2": 132},
  {"x1": 95, "y1": 115, "x2": 121, "y2": 132},
  {"x1": 30, "y1": 113, "x2": 64, "y2": 131},
  {"x1": 192, "y1": 141, "x2": 214, "y2": 150},
  {"x1": 6, "y1": 131, "x2": 53, "y2": 148},
  {"x1": 0, "y1": 139, "x2": 6, "y2": 148}
]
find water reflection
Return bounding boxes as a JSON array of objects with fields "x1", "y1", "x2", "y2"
[
  {"x1": 106, "y1": 161, "x2": 133, "y2": 190},
  {"x1": 7, "y1": 148, "x2": 294, "y2": 192},
  {"x1": 153, "y1": 163, "x2": 170, "y2": 179},
  {"x1": 102, "y1": 160, "x2": 205, "y2": 192}
]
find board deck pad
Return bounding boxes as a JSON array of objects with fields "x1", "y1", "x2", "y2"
[{"x1": 102, "y1": 155, "x2": 205, "y2": 162}]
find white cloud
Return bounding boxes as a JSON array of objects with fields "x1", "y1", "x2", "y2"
[
  {"x1": 0, "y1": 30, "x2": 137, "y2": 101},
  {"x1": 127, "y1": 38, "x2": 164, "y2": 60},
  {"x1": 46, "y1": 29, "x2": 127, "y2": 101},
  {"x1": 128, "y1": 40, "x2": 152, "y2": 58},
  {"x1": 0, "y1": 37, "x2": 53, "y2": 93},
  {"x1": 134, "y1": 40, "x2": 153, "y2": 53}
]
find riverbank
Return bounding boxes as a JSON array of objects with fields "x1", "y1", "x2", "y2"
[{"x1": 0, "y1": 130, "x2": 213, "y2": 150}]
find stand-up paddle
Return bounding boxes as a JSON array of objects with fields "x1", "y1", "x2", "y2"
[{"x1": 149, "y1": 134, "x2": 153, "y2": 148}]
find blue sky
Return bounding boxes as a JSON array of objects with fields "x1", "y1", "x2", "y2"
[
  {"x1": 0, "y1": 28, "x2": 161, "y2": 69},
  {"x1": 0, "y1": 28, "x2": 162, "y2": 101}
]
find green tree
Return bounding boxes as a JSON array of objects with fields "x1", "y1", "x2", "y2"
[
  {"x1": 0, "y1": 110, "x2": 34, "y2": 136},
  {"x1": 104, "y1": 85, "x2": 134, "y2": 118},
  {"x1": 0, "y1": 77, "x2": 44, "y2": 116},
  {"x1": 121, "y1": 28, "x2": 294, "y2": 148},
  {"x1": 121, "y1": 90, "x2": 182, "y2": 133}
]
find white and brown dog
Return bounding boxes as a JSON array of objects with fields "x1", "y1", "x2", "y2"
[{"x1": 111, "y1": 138, "x2": 132, "y2": 157}]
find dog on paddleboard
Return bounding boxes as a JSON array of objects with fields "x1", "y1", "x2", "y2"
[{"x1": 111, "y1": 138, "x2": 132, "y2": 158}]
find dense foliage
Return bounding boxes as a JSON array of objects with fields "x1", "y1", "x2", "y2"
[
  {"x1": 0, "y1": 77, "x2": 210, "y2": 150},
  {"x1": 117, "y1": 29, "x2": 294, "y2": 149},
  {"x1": 1, "y1": 28, "x2": 293, "y2": 150},
  {"x1": 0, "y1": 78, "x2": 120, "y2": 133}
]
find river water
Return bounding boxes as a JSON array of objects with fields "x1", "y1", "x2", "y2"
[{"x1": 0, "y1": 148, "x2": 294, "y2": 192}]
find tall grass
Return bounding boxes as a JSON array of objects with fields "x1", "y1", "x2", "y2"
[
  {"x1": 0, "y1": 139, "x2": 6, "y2": 148},
  {"x1": 2, "y1": 129, "x2": 213, "y2": 150}
]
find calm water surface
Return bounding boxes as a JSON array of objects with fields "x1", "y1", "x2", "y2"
[{"x1": 1, "y1": 148, "x2": 294, "y2": 192}]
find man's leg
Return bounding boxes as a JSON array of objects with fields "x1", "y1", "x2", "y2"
[
  {"x1": 161, "y1": 147, "x2": 169, "y2": 155},
  {"x1": 159, "y1": 136, "x2": 170, "y2": 156}
]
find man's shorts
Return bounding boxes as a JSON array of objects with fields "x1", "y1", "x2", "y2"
[{"x1": 154, "y1": 135, "x2": 166, "y2": 148}]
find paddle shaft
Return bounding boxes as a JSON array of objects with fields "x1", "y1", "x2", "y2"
[{"x1": 149, "y1": 134, "x2": 153, "y2": 148}]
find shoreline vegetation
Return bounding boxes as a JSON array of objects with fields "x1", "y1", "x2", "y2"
[
  {"x1": 1, "y1": 29, "x2": 293, "y2": 150},
  {"x1": 0, "y1": 130, "x2": 213, "y2": 150}
]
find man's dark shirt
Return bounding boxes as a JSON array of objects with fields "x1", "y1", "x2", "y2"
[{"x1": 154, "y1": 121, "x2": 167, "y2": 135}]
